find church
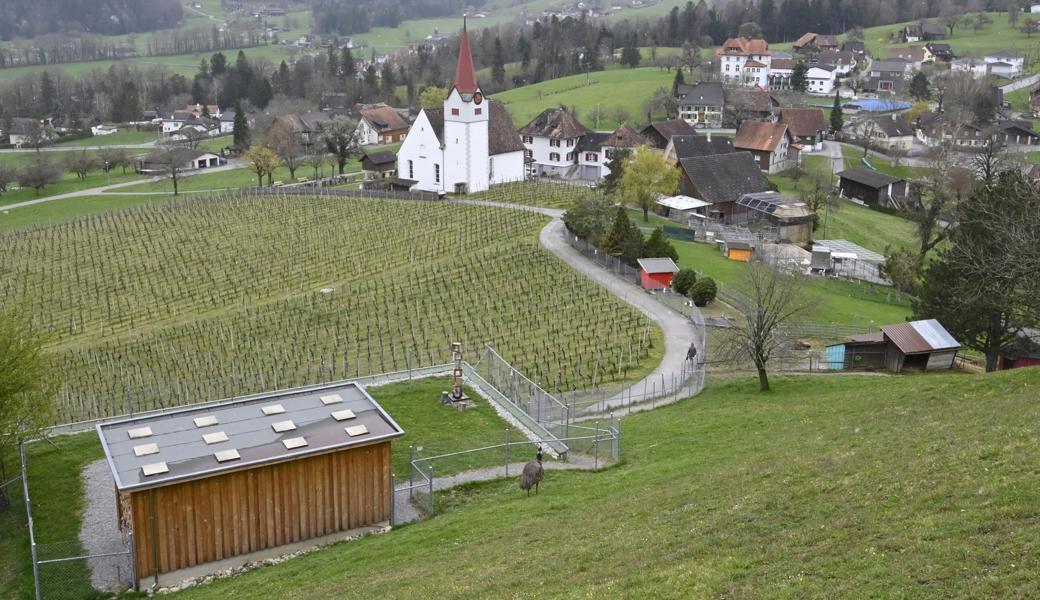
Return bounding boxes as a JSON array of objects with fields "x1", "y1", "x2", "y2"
[{"x1": 396, "y1": 22, "x2": 526, "y2": 194}]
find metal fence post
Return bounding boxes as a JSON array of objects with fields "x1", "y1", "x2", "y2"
[
  {"x1": 391, "y1": 474, "x2": 396, "y2": 527},
  {"x1": 408, "y1": 446, "x2": 414, "y2": 500},
  {"x1": 504, "y1": 429, "x2": 510, "y2": 477},
  {"x1": 593, "y1": 422, "x2": 600, "y2": 469},
  {"x1": 20, "y1": 443, "x2": 41, "y2": 600},
  {"x1": 428, "y1": 465, "x2": 435, "y2": 515}
]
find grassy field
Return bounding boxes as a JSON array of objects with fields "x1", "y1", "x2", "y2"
[
  {"x1": 839, "y1": 144, "x2": 932, "y2": 180},
  {"x1": 53, "y1": 129, "x2": 158, "y2": 147},
  {"x1": 0, "y1": 152, "x2": 149, "y2": 207},
  {"x1": 495, "y1": 67, "x2": 674, "y2": 130},
  {"x1": 142, "y1": 368, "x2": 1040, "y2": 598},
  {"x1": 0, "y1": 192, "x2": 662, "y2": 423},
  {"x1": 116, "y1": 157, "x2": 361, "y2": 194},
  {"x1": 0, "y1": 194, "x2": 165, "y2": 232}
]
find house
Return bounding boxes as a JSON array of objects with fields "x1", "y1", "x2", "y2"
[
  {"x1": 518, "y1": 107, "x2": 590, "y2": 177},
  {"x1": 396, "y1": 22, "x2": 526, "y2": 193},
  {"x1": 1033, "y1": 3, "x2": 1040, "y2": 12},
  {"x1": 361, "y1": 150, "x2": 398, "y2": 178},
  {"x1": 91, "y1": 124, "x2": 118, "y2": 136},
  {"x1": 161, "y1": 111, "x2": 195, "y2": 135},
  {"x1": 792, "y1": 32, "x2": 839, "y2": 52},
  {"x1": 6, "y1": 118, "x2": 54, "y2": 147},
  {"x1": 951, "y1": 56, "x2": 990, "y2": 78},
  {"x1": 841, "y1": 40, "x2": 866, "y2": 56},
  {"x1": 866, "y1": 59, "x2": 912, "y2": 93},
  {"x1": 985, "y1": 50, "x2": 1025, "y2": 78},
  {"x1": 183, "y1": 103, "x2": 221, "y2": 118},
  {"x1": 716, "y1": 37, "x2": 772, "y2": 88},
  {"x1": 915, "y1": 111, "x2": 991, "y2": 147},
  {"x1": 902, "y1": 22, "x2": 948, "y2": 42},
  {"x1": 640, "y1": 119, "x2": 697, "y2": 149},
  {"x1": 726, "y1": 88, "x2": 781, "y2": 121},
  {"x1": 676, "y1": 81, "x2": 725, "y2": 128},
  {"x1": 576, "y1": 124, "x2": 648, "y2": 181},
  {"x1": 270, "y1": 112, "x2": 333, "y2": 150},
  {"x1": 218, "y1": 111, "x2": 237, "y2": 134},
  {"x1": 96, "y1": 381, "x2": 404, "y2": 590},
  {"x1": 768, "y1": 58, "x2": 796, "y2": 90},
  {"x1": 997, "y1": 120, "x2": 1040, "y2": 146},
  {"x1": 805, "y1": 64, "x2": 838, "y2": 95},
  {"x1": 926, "y1": 42, "x2": 954, "y2": 61},
  {"x1": 166, "y1": 117, "x2": 221, "y2": 142},
  {"x1": 998, "y1": 330, "x2": 1040, "y2": 369},
  {"x1": 848, "y1": 114, "x2": 915, "y2": 152},
  {"x1": 355, "y1": 104, "x2": 411, "y2": 146},
  {"x1": 725, "y1": 241, "x2": 753, "y2": 261},
  {"x1": 678, "y1": 151, "x2": 771, "y2": 220},
  {"x1": 816, "y1": 50, "x2": 858, "y2": 74},
  {"x1": 887, "y1": 46, "x2": 932, "y2": 69},
  {"x1": 637, "y1": 258, "x2": 680, "y2": 290},
  {"x1": 731, "y1": 191, "x2": 815, "y2": 243},
  {"x1": 663, "y1": 133, "x2": 735, "y2": 163},
  {"x1": 837, "y1": 168, "x2": 909, "y2": 207},
  {"x1": 135, "y1": 148, "x2": 221, "y2": 173},
  {"x1": 733, "y1": 120, "x2": 797, "y2": 174},
  {"x1": 779, "y1": 108, "x2": 829, "y2": 150}
]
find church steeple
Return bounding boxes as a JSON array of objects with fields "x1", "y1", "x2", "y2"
[{"x1": 452, "y1": 17, "x2": 479, "y2": 99}]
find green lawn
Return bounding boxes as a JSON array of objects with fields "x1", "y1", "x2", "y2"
[
  {"x1": 164, "y1": 368, "x2": 1040, "y2": 598},
  {"x1": 674, "y1": 240, "x2": 910, "y2": 328},
  {"x1": 54, "y1": 129, "x2": 158, "y2": 147},
  {"x1": 115, "y1": 157, "x2": 360, "y2": 194},
  {"x1": 494, "y1": 67, "x2": 675, "y2": 130},
  {"x1": 0, "y1": 168, "x2": 146, "y2": 207},
  {"x1": 0, "y1": 194, "x2": 168, "y2": 233},
  {"x1": 839, "y1": 144, "x2": 931, "y2": 180}
]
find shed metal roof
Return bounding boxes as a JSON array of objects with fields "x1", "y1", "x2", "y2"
[
  {"x1": 637, "y1": 257, "x2": 680, "y2": 274},
  {"x1": 98, "y1": 381, "x2": 404, "y2": 492},
  {"x1": 814, "y1": 239, "x2": 886, "y2": 263},
  {"x1": 837, "y1": 168, "x2": 904, "y2": 189},
  {"x1": 881, "y1": 319, "x2": 960, "y2": 355},
  {"x1": 657, "y1": 195, "x2": 710, "y2": 211}
]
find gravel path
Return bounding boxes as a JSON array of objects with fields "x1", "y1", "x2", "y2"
[
  {"x1": 393, "y1": 454, "x2": 602, "y2": 524},
  {"x1": 79, "y1": 459, "x2": 133, "y2": 593}
]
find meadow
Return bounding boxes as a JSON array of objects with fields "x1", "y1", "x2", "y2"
[
  {"x1": 0, "y1": 150, "x2": 151, "y2": 207},
  {"x1": 0, "y1": 193, "x2": 662, "y2": 423}
]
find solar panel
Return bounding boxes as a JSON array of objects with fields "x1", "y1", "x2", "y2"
[
  {"x1": 331, "y1": 409, "x2": 356, "y2": 421},
  {"x1": 141, "y1": 462, "x2": 169, "y2": 476},
  {"x1": 203, "y1": 431, "x2": 229, "y2": 444},
  {"x1": 261, "y1": 404, "x2": 286, "y2": 415},
  {"x1": 214, "y1": 449, "x2": 241, "y2": 463},
  {"x1": 282, "y1": 437, "x2": 308, "y2": 450},
  {"x1": 271, "y1": 420, "x2": 296, "y2": 433},
  {"x1": 127, "y1": 426, "x2": 153, "y2": 439},
  {"x1": 193, "y1": 415, "x2": 219, "y2": 428},
  {"x1": 133, "y1": 443, "x2": 159, "y2": 457},
  {"x1": 320, "y1": 394, "x2": 344, "y2": 405},
  {"x1": 345, "y1": 424, "x2": 369, "y2": 437}
]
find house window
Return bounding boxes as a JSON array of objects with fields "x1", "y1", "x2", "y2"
[
  {"x1": 604, "y1": 148, "x2": 613, "y2": 159},
  {"x1": 523, "y1": 135, "x2": 533, "y2": 144},
  {"x1": 525, "y1": 149, "x2": 533, "y2": 159},
  {"x1": 566, "y1": 139, "x2": 575, "y2": 147},
  {"x1": 434, "y1": 163, "x2": 440, "y2": 183},
  {"x1": 475, "y1": 108, "x2": 482, "y2": 115},
  {"x1": 550, "y1": 139, "x2": 561, "y2": 147},
  {"x1": 451, "y1": 108, "x2": 460, "y2": 116},
  {"x1": 565, "y1": 152, "x2": 575, "y2": 161},
  {"x1": 585, "y1": 152, "x2": 598, "y2": 162},
  {"x1": 408, "y1": 160, "x2": 414, "y2": 179},
  {"x1": 549, "y1": 152, "x2": 560, "y2": 161}
]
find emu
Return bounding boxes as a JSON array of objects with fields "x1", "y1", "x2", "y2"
[{"x1": 520, "y1": 447, "x2": 544, "y2": 496}]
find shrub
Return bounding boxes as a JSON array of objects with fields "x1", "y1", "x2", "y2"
[
  {"x1": 643, "y1": 227, "x2": 678, "y2": 262},
  {"x1": 688, "y1": 277, "x2": 717, "y2": 306},
  {"x1": 672, "y1": 268, "x2": 697, "y2": 296}
]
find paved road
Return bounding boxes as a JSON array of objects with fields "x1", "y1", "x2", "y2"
[
  {"x1": 818, "y1": 141, "x2": 845, "y2": 174},
  {"x1": 0, "y1": 143, "x2": 158, "y2": 152}
]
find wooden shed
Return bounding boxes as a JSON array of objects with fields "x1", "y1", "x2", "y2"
[
  {"x1": 725, "y1": 241, "x2": 753, "y2": 262},
  {"x1": 97, "y1": 382, "x2": 404, "y2": 590},
  {"x1": 880, "y1": 319, "x2": 961, "y2": 372},
  {"x1": 636, "y1": 257, "x2": 680, "y2": 290}
]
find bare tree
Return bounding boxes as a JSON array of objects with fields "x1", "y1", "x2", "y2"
[
  {"x1": 17, "y1": 155, "x2": 61, "y2": 194},
  {"x1": 22, "y1": 120, "x2": 55, "y2": 152},
  {"x1": 0, "y1": 163, "x2": 15, "y2": 196},
  {"x1": 98, "y1": 147, "x2": 130, "y2": 175},
  {"x1": 267, "y1": 120, "x2": 305, "y2": 180},
  {"x1": 302, "y1": 153, "x2": 331, "y2": 181},
  {"x1": 719, "y1": 263, "x2": 807, "y2": 391},
  {"x1": 63, "y1": 150, "x2": 100, "y2": 180},
  {"x1": 151, "y1": 144, "x2": 189, "y2": 196},
  {"x1": 317, "y1": 116, "x2": 360, "y2": 175}
]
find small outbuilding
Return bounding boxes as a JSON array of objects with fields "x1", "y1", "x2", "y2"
[
  {"x1": 827, "y1": 319, "x2": 961, "y2": 372},
  {"x1": 98, "y1": 381, "x2": 404, "y2": 590},
  {"x1": 725, "y1": 241, "x2": 753, "y2": 262},
  {"x1": 361, "y1": 150, "x2": 398, "y2": 179},
  {"x1": 637, "y1": 257, "x2": 680, "y2": 290},
  {"x1": 732, "y1": 191, "x2": 815, "y2": 243},
  {"x1": 837, "y1": 168, "x2": 909, "y2": 207},
  {"x1": 655, "y1": 194, "x2": 710, "y2": 222}
]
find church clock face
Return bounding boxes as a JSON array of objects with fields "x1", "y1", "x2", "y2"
[{"x1": 473, "y1": 92, "x2": 484, "y2": 105}]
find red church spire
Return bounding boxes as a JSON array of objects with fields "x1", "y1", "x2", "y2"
[{"x1": 452, "y1": 17, "x2": 479, "y2": 96}]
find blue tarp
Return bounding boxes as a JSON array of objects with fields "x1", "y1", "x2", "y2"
[{"x1": 844, "y1": 99, "x2": 912, "y2": 112}]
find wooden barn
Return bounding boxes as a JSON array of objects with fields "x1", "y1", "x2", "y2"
[
  {"x1": 825, "y1": 319, "x2": 961, "y2": 372},
  {"x1": 97, "y1": 382, "x2": 404, "y2": 590},
  {"x1": 837, "y1": 168, "x2": 909, "y2": 207},
  {"x1": 637, "y1": 257, "x2": 680, "y2": 290}
]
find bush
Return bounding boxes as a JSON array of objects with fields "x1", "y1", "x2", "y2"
[
  {"x1": 643, "y1": 227, "x2": 678, "y2": 262},
  {"x1": 672, "y1": 268, "x2": 697, "y2": 296},
  {"x1": 688, "y1": 277, "x2": 717, "y2": 306}
]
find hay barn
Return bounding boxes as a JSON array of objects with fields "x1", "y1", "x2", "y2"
[{"x1": 97, "y1": 382, "x2": 404, "y2": 589}]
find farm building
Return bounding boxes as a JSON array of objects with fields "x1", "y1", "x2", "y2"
[
  {"x1": 97, "y1": 381, "x2": 404, "y2": 589},
  {"x1": 731, "y1": 191, "x2": 815, "y2": 243},
  {"x1": 361, "y1": 150, "x2": 398, "y2": 178},
  {"x1": 679, "y1": 152, "x2": 771, "y2": 221},
  {"x1": 641, "y1": 119, "x2": 697, "y2": 149},
  {"x1": 655, "y1": 195, "x2": 710, "y2": 222},
  {"x1": 637, "y1": 258, "x2": 680, "y2": 290},
  {"x1": 725, "y1": 241, "x2": 753, "y2": 262},
  {"x1": 135, "y1": 149, "x2": 222, "y2": 174},
  {"x1": 837, "y1": 168, "x2": 909, "y2": 207},
  {"x1": 999, "y1": 330, "x2": 1040, "y2": 370},
  {"x1": 826, "y1": 319, "x2": 961, "y2": 372}
]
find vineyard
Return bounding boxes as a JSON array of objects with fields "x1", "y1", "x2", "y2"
[
  {"x1": 475, "y1": 179, "x2": 604, "y2": 209},
  {"x1": 1, "y1": 193, "x2": 660, "y2": 423}
]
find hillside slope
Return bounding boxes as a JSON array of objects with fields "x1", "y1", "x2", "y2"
[{"x1": 176, "y1": 369, "x2": 1040, "y2": 598}]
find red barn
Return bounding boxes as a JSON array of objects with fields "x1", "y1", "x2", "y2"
[{"x1": 637, "y1": 258, "x2": 680, "y2": 290}]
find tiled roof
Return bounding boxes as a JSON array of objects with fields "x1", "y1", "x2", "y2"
[
  {"x1": 425, "y1": 100, "x2": 524, "y2": 155},
  {"x1": 360, "y1": 105, "x2": 410, "y2": 132},
  {"x1": 770, "y1": 58, "x2": 797, "y2": 70},
  {"x1": 726, "y1": 88, "x2": 780, "y2": 112},
  {"x1": 642, "y1": 119, "x2": 696, "y2": 141},
  {"x1": 667, "y1": 134, "x2": 735, "y2": 160},
  {"x1": 780, "y1": 108, "x2": 829, "y2": 137},
  {"x1": 718, "y1": 37, "x2": 770, "y2": 56},
  {"x1": 680, "y1": 152, "x2": 770, "y2": 204},
  {"x1": 676, "y1": 81, "x2": 724, "y2": 105},
  {"x1": 733, "y1": 121, "x2": 790, "y2": 152},
  {"x1": 519, "y1": 107, "x2": 590, "y2": 138}
]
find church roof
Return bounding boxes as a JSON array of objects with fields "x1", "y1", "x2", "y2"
[
  {"x1": 452, "y1": 20, "x2": 479, "y2": 95},
  {"x1": 424, "y1": 100, "x2": 524, "y2": 155}
]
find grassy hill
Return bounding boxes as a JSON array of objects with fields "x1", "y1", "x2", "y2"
[{"x1": 153, "y1": 368, "x2": 1040, "y2": 598}]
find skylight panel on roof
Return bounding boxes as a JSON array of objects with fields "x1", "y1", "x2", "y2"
[
  {"x1": 345, "y1": 424, "x2": 369, "y2": 437},
  {"x1": 262, "y1": 404, "x2": 286, "y2": 415},
  {"x1": 282, "y1": 437, "x2": 308, "y2": 450},
  {"x1": 320, "y1": 394, "x2": 344, "y2": 405},
  {"x1": 214, "y1": 449, "x2": 241, "y2": 463},
  {"x1": 194, "y1": 415, "x2": 219, "y2": 428},
  {"x1": 128, "y1": 426, "x2": 153, "y2": 439},
  {"x1": 272, "y1": 420, "x2": 296, "y2": 433},
  {"x1": 331, "y1": 409, "x2": 356, "y2": 421},
  {"x1": 203, "y1": 431, "x2": 229, "y2": 445},
  {"x1": 142, "y1": 462, "x2": 169, "y2": 476},
  {"x1": 134, "y1": 443, "x2": 159, "y2": 457}
]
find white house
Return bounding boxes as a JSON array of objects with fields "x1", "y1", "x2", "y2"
[
  {"x1": 395, "y1": 21, "x2": 525, "y2": 193},
  {"x1": 717, "y1": 37, "x2": 772, "y2": 88},
  {"x1": 90, "y1": 124, "x2": 118, "y2": 136},
  {"x1": 1032, "y1": 3, "x2": 1040, "y2": 13},
  {"x1": 162, "y1": 111, "x2": 194, "y2": 134},
  {"x1": 575, "y1": 124, "x2": 649, "y2": 181},
  {"x1": 985, "y1": 50, "x2": 1024, "y2": 78},
  {"x1": 805, "y1": 64, "x2": 837, "y2": 95},
  {"x1": 519, "y1": 107, "x2": 589, "y2": 177},
  {"x1": 354, "y1": 104, "x2": 411, "y2": 146},
  {"x1": 219, "y1": 111, "x2": 236, "y2": 134},
  {"x1": 950, "y1": 56, "x2": 989, "y2": 78}
]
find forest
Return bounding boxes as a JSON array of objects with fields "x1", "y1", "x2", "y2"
[
  {"x1": 311, "y1": 0, "x2": 484, "y2": 35},
  {"x1": 0, "y1": 0, "x2": 183, "y2": 41}
]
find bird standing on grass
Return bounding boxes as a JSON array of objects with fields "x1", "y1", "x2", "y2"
[{"x1": 520, "y1": 447, "x2": 544, "y2": 496}]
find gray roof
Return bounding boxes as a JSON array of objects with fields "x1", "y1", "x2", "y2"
[
  {"x1": 837, "y1": 167, "x2": 904, "y2": 188},
  {"x1": 870, "y1": 60, "x2": 911, "y2": 73},
  {"x1": 988, "y1": 49, "x2": 1024, "y2": 59},
  {"x1": 668, "y1": 134, "x2": 735, "y2": 159},
  {"x1": 97, "y1": 381, "x2": 404, "y2": 491},
  {"x1": 220, "y1": 111, "x2": 236, "y2": 122},
  {"x1": 680, "y1": 152, "x2": 770, "y2": 204},
  {"x1": 872, "y1": 116, "x2": 915, "y2": 137},
  {"x1": 676, "y1": 81, "x2": 725, "y2": 106},
  {"x1": 424, "y1": 100, "x2": 524, "y2": 156},
  {"x1": 636, "y1": 257, "x2": 680, "y2": 273}
]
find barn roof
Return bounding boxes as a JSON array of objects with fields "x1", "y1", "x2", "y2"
[
  {"x1": 881, "y1": 319, "x2": 960, "y2": 355},
  {"x1": 680, "y1": 151, "x2": 769, "y2": 204},
  {"x1": 837, "y1": 167, "x2": 904, "y2": 189},
  {"x1": 779, "y1": 108, "x2": 828, "y2": 137},
  {"x1": 637, "y1": 257, "x2": 680, "y2": 273},
  {"x1": 641, "y1": 119, "x2": 696, "y2": 142},
  {"x1": 97, "y1": 381, "x2": 405, "y2": 491},
  {"x1": 733, "y1": 121, "x2": 790, "y2": 152}
]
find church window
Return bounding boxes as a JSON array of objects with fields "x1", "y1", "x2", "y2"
[
  {"x1": 434, "y1": 164, "x2": 440, "y2": 183},
  {"x1": 451, "y1": 108, "x2": 460, "y2": 116},
  {"x1": 475, "y1": 108, "x2": 482, "y2": 115},
  {"x1": 408, "y1": 160, "x2": 414, "y2": 179}
]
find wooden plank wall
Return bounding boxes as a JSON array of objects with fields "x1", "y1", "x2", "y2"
[{"x1": 130, "y1": 441, "x2": 391, "y2": 579}]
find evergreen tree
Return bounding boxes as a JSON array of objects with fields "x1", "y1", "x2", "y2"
[
  {"x1": 327, "y1": 45, "x2": 338, "y2": 78},
  {"x1": 210, "y1": 52, "x2": 227, "y2": 76},
  {"x1": 233, "y1": 102, "x2": 250, "y2": 149},
  {"x1": 601, "y1": 207, "x2": 645, "y2": 267},
  {"x1": 340, "y1": 47, "x2": 356, "y2": 78},
  {"x1": 191, "y1": 76, "x2": 206, "y2": 104},
  {"x1": 671, "y1": 66, "x2": 685, "y2": 97},
  {"x1": 601, "y1": 148, "x2": 630, "y2": 194},
  {"x1": 643, "y1": 227, "x2": 679, "y2": 261},
  {"x1": 620, "y1": 35, "x2": 642, "y2": 68},
  {"x1": 201, "y1": 104, "x2": 210, "y2": 118},
  {"x1": 830, "y1": 89, "x2": 844, "y2": 132},
  {"x1": 908, "y1": 71, "x2": 931, "y2": 101},
  {"x1": 39, "y1": 71, "x2": 56, "y2": 117},
  {"x1": 791, "y1": 63, "x2": 808, "y2": 92},
  {"x1": 492, "y1": 37, "x2": 506, "y2": 85}
]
